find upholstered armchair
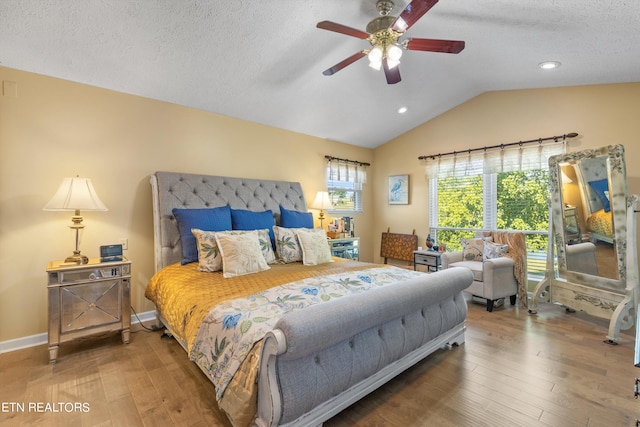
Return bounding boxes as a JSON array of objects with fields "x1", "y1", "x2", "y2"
[
  {"x1": 565, "y1": 242, "x2": 598, "y2": 276},
  {"x1": 441, "y1": 231, "x2": 527, "y2": 312}
]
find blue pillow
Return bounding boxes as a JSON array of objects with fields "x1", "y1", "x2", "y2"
[
  {"x1": 231, "y1": 209, "x2": 276, "y2": 246},
  {"x1": 172, "y1": 205, "x2": 232, "y2": 264},
  {"x1": 588, "y1": 179, "x2": 610, "y2": 212},
  {"x1": 280, "y1": 205, "x2": 313, "y2": 228}
]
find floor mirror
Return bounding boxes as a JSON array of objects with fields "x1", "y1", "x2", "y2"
[{"x1": 530, "y1": 144, "x2": 639, "y2": 344}]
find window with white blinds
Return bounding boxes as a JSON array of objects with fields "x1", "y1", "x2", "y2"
[
  {"x1": 426, "y1": 142, "x2": 565, "y2": 256},
  {"x1": 326, "y1": 158, "x2": 367, "y2": 213}
]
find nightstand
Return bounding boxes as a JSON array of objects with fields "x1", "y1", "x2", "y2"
[
  {"x1": 564, "y1": 206, "x2": 581, "y2": 243},
  {"x1": 328, "y1": 237, "x2": 360, "y2": 261},
  {"x1": 413, "y1": 250, "x2": 442, "y2": 272},
  {"x1": 47, "y1": 257, "x2": 131, "y2": 363}
]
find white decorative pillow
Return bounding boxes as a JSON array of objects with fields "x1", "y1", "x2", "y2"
[
  {"x1": 215, "y1": 231, "x2": 270, "y2": 278},
  {"x1": 295, "y1": 228, "x2": 333, "y2": 266},
  {"x1": 192, "y1": 228, "x2": 223, "y2": 272},
  {"x1": 225, "y1": 229, "x2": 277, "y2": 264},
  {"x1": 462, "y1": 237, "x2": 492, "y2": 261},
  {"x1": 192, "y1": 228, "x2": 276, "y2": 272},
  {"x1": 273, "y1": 226, "x2": 303, "y2": 263},
  {"x1": 484, "y1": 241, "x2": 509, "y2": 260}
]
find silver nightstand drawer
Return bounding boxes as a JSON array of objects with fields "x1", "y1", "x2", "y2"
[
  {"x1": 52, "y1": 264, "x2": 129, "y2": 284},
  {"x1": 60, "y1": 280, "x2": 123, "y2": 333}
]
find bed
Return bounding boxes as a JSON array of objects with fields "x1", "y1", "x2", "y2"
[
  {"x1": 575, "y1": 156, "x2": 614, "y2": 243},
  {"x1": 147, "y1": 171, "x2": 473, "y2": 427}
]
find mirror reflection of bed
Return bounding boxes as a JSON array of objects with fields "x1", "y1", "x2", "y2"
[{"x1": 559, "y1": 156, "x2": 618, "y2": 280}]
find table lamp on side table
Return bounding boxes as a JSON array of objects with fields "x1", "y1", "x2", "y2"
[
  {"x1": 311, "y1": 191, "x2": 333, "y2": 228},
  {"x1": 43, "y1": 176, "x2": 108, "y2": 264}
]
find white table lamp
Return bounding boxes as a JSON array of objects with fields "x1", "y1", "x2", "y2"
[
  {"x1": 310, "y1": 191, "x2": 333, "y2": 228},
  {"x1": 44, "y1": 176, "x2": 108, "y2": 264}
]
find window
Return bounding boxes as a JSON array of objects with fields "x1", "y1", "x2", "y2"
[
  {"x1": 426, "y1": 142, "x2": 565, "y2": 282},
  {"x1": 326, "y1": 158, "x2": 367, "y2": 213}
]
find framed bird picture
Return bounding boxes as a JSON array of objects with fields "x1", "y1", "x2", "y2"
[{"x1": 388, "y1": 175, "x2": 409, "y2": 205}]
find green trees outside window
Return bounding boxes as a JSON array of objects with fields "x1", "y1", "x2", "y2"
[{"x1": 432, "y1": 170, "x2": 550, "y2": 279}]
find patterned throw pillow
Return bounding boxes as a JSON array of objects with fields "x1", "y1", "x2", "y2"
[
  {"x1": 192, "y1": 228, "x2": 276, "y2": 272},
  {"x1": 462, "y1": 237, "x2": 492, "y2": 261},
  {"x1": 273, "y1": 226, "x2": 303, "y2": 263},
  {"x1": 295, "y1": 228, "x2": 333, "y2": 266},
  {"x1": 483, "y1": 241, "x2": 509, "y2": 260},
  {"x1": 214, "y1": 231, "x2": 270, "y2": 278},
  {"x1": 192, "y1": 228, "x2": 223, "y2": 272},
  {"x1": 254, "y1": 229, "x2": 277, "y2": 264}
]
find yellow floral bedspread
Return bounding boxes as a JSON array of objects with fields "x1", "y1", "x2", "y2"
[
  {"x1": 145, "y1": 259, "x2": 379, "y2": 352},
  {"x1": 145, "y1": 259, "x2": 394, "y2": 426},
  {"x1": 587, "y1": 208, "x2": 613, "y2": 237}
]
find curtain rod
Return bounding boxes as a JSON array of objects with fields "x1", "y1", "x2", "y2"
[
  {"x1": 325, "y1": 155, "x2": 371, "y2": 167},
  {"x1": 417, "y1": 132, "x2": 578, "y2": 161}
]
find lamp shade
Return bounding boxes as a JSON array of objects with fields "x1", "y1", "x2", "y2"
[
  {"x1": 560, "y1": 170, "x2": 573, "y2": 184},
  {"x1": 43, "y1": 176, "x2": 108, "y2": 211},
  {"x1": 310, "y1": 191, "x2": 333, "y2": 210}
]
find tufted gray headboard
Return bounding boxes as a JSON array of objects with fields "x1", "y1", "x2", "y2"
[
  {"x1": 150, "y1": 171, "x2": 307, "y2": 272},
  {"x1": 576, "y1": 156, "x2": 609, "y2": 214}
]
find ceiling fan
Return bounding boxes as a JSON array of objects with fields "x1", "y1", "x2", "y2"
[{"x1": 317, "y1": 0, "x2": 465, "y2": 84}]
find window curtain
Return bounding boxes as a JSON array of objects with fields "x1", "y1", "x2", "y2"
[
  {"x1": 425, "y1": 142, "x2": 565, "y2": 179},
  {"x1": 327, "y1": 158, "x2": 367, "y2": 190}
]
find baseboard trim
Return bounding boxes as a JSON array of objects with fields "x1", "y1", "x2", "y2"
[{"x1": 0, "y1": 310, "x2": 157, "y2": 355}]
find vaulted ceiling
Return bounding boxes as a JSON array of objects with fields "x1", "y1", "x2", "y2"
[{"x1": 1, "y1": 1, "x2": 639, "y2": 148}]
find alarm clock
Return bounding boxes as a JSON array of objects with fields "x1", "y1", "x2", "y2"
[{"x1": 100, "y1": 244, "x2": 123, "y2": 262}]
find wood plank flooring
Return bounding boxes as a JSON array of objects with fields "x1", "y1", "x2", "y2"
[{"x1": 1, "y1": 298, "x2": 638, "y2": 426}]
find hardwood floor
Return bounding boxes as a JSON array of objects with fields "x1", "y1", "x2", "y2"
[{"x1": 1, "y1": 298, "x2": 638, "y2": 426}]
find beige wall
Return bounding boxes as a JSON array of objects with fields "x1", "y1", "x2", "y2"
[
  {"x1": 2, "y1": 65, "x2": 639, "y2": 345},
  {"x1": 0, "y1": 67, "x2": 374, "y2": 343},
  {"x1": 372, "y1": 83, "x2": 640, "y2": 262}
]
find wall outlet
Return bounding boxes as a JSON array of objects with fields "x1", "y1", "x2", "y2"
[{"x1": 119, "y1": 238, "x2": 128, "y2": 250}]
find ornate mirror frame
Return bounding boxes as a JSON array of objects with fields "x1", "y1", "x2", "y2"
[{"x1": 530, "y1": 145, "x2": 638, "y2": 343}]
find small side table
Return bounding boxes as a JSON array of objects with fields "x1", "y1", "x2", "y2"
[
  {"x1": 47, "y1": 257, "x2": 131, "y2": 363},
  {"x1": 328, "y1": 237, "x2": 360, "y2": 261},
  {"x1": 413, "y1": 250, "x2": 442, "y2": 272},
  {"x1": 564, "y1": 206, "x2": 581, "y2": 244}
]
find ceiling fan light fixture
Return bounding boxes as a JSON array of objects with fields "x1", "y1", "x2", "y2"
[
  {"x1": 368, "y1": 46, "x2": 383, "y2": 62},
  {"x1": 316, "y1": 0, "x2": 466, "y2": 85},
  {"x1": 368, "y1": 46, "x2": 384, "y2": 70},
  {"x1": 387, "y1": 44, "x2": 403, "y2": 61}
]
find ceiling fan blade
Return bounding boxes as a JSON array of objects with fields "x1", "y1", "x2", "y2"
[
  {"x1": 391, "y1": 0, "x2": 439, "y2": 33},
  {"x1": 316, "y1": 21, "x2": 370, "y2": 39},
  {"x1": 405, "y1": 38, "x2": 465, "y2": 53},
  {"x1": 322, "y1": 51, "x2": 367, "y2": 76},
  {"x1": 382, "y1": 58, "x2": 401, "y2": 84}
]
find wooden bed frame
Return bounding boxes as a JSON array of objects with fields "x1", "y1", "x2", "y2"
[{"x1": 149, "y1": 171, "x2": 472, "y2": 426}]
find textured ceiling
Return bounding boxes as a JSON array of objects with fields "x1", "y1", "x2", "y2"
[{"x1": 1, "y1": 0, "x2": 639, "y2": 148}]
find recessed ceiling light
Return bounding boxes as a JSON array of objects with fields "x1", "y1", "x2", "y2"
[
  {"x1": 397, "y1": 106, "x2": 408, "y2": 114},
  {"x1": 539, "y1": 61, "x2": 561, "y2": 70}
]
